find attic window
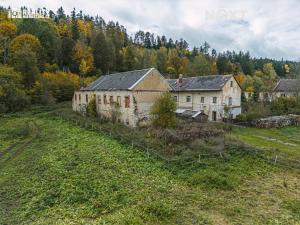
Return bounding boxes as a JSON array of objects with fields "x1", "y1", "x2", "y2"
[{"x1": 230, "y1": 81, "x2": 233, "y2": 87}]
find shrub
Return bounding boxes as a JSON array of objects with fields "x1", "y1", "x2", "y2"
[
  {"x1": 150, "y1": 93, "x2": 176, "y2": 128},
  {"x1": 110, "y1": 102, "x2": 121, "y2": 123},
  {"x1": 271, "y1": 96, "x2": 299, "y2": 115},
  {"x1": 0, "y1": 65, "x2": 30, "y2": 113},
  {"x1": 235, "y1": 113, "x2": 247, "y2": 122},
  {"x1": 86, "y1": 97, "x2": 97, "y2": 117}
]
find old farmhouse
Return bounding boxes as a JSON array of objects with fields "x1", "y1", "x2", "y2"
[
  {"x1": 72, "y1": 68, "x2": 170, "y2": 127},
  {"x1": 168, "y1": 75, "x2": 242, "y2": 121},
  {"x1": 273, "y1": 79, "x2": 300, "y2": 98}
]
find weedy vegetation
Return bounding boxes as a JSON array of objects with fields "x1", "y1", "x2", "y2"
[{"x1": 0, "y1": 106, "x2": 299, "y2": 224}]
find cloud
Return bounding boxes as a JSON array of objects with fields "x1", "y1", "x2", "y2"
[{"x1": 3, "y1": 0, "x2": 300, "y2": 60}]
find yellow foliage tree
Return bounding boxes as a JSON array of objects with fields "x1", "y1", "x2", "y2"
[
  {"x1": 72, "y1": 41, "x2": 94, "y2": 73},
  {"x1": 10, "y1": 34, "x2": 42, "y2": 55},
  {"x1": 234, "y1": 73, "x2": 246, "y2": 86},
  {"x1": 0, "y1": 21, "x2": 17, "y2": 63}
]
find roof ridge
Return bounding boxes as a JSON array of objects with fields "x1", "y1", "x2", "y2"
[
  {"x1": 170, "y1": 74, "x2": 233, "y2": 79},
  {"x1": 102, "y1": 68, "x2": 153, "y2": 77}
]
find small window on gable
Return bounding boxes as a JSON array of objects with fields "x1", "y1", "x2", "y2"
[
  {"x1": 213, "y1": 97, "x2": 217, "y2": 104},
  {"x1": 86, "y1": 94, "x2": 88, "y2": 103},
  {"x1": 186, "y1": 96, "x2": 191, "y2": 103},
  {"x1": 117, "y1": 96, "x2": 121, "y2": 106},
  {"x1": 229, "y1": 97, "x2": 232, "y2": 106},
  {"x1": 104, "y1": 95, "x2": 107, "y2": 104},
  {"x1": 201, "y1": 97, "x2": 205, "y2": 103},
  {"x1": 109, "y1": 96, "x2": 113, "y2": 104},
  {"x1": 125, "y1": 96, "x2": 130, "y2": 108},
  {"x1": 230, "y1": 81, "x2": 233, "y2": 87}
]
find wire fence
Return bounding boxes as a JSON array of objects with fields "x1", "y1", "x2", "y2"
[{"x1": 51, "y1": 112, "x2": 300, "y2": 170}]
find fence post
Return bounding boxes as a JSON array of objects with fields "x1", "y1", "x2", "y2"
[
  {"x1": 198, "y1": 154, "x2": 201, "y2": 163},
  {"x1": 274, "y1": 155, "x2": 278, "y2": 164}
]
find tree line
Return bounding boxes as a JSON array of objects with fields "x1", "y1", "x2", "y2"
[{"x1": 0, "y1": 6, "x2": 299, "y2": 113}]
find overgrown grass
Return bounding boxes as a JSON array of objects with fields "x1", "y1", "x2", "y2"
[
  {"x1": 0, "y1": 110, "x2": 299, "y2": 224},
  {"x1": 231, "y1": 126, "x2": 300, "y2": 159}
]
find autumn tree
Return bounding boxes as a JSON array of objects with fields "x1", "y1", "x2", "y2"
[
  {"x1": 151, "y1": 93, "x2": 176, "y2": 128},
  {"x1": 17, "y1": 19, "x2": 59, "y2": 63},
  {"x1": 0, "y1": 65, "x2": 30, "y2": 112},
  {"x1": 72, "y1": 41, "x2": 94, "y2": 73},
  {"x1": 10, "y1": 34, "x2": 42, "y2": 88},
  {"x1": 0, "y1": 21, "x2": 17, "y2": 64}
]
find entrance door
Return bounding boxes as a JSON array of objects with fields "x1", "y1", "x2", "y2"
[{"x1": 212, "y1": 111, "x2": 217, "y2": 121}]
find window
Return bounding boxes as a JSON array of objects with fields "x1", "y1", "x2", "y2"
[
  {"x1": 230, "y1": 81, "x2": 233, "y2": 87},
  {"x1": 186, "y1": 96, "x2": 191, "y2": 102},
  {"x1": 79, "y1": 94, "x2": 81, "y2": 101},
  {"x1": 103, "y1": 95, "x2": 107, "y2": 104},
  {"x1": 98, "y1": 95, "x2": 101, "y2": 104},
  {"x1": 109, "y1": 96, "x2": 114, "y2": 104},
  {"x1": 125, "y1": 96, "x2": 130, "y2": 108},
  {"x1": 248, "y1": 93, "x2": 252, "y2": 98},
  {"x1": 117, "y1": 96, "x2": 121, "y2": 106},
  {"x1": 173, "y1": 96, "x2": 178, "y2": 102},
  {"x1": 74, "y1": 94, "x2": 77, "y2": 101},
  {"x1": 86, "y1": 94, "x2": 88, "y2": 103},
  {"x1": 229, "y1": 97, "x2": 232, "y2": 106},
  {"x1": 201, "y1": 97, "x2": 205, "y2": 103},
  {"x1": 281, "y1": 93, "x2": 286, "y2": 97},
  {"x1": 213, "y1": 97, "x2": 217, "y2": 103}
]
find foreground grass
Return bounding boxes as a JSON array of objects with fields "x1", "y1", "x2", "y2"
[
  {"x1": 231, "y1": 126, "x2": 300, "y2": 159},
  {"x1": 0, "y1": 111, "x2": 299, "y2": 224}
]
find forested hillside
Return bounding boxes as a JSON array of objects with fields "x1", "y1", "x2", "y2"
[{"x1": 0, "y1": 6, "x2": 299, "y2": 113}]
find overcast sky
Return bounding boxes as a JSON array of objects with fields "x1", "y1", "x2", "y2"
[{"x1": 3, "y1": 0, "x2": 300, "y2": 60}]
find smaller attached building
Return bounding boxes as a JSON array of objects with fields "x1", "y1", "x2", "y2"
[
  {"x1": 273, "y1": 79, "x2": 300, "y2": 98},
  {"x1": 168, "y1": 75, "x2": 242, "y2": 121},
  {"x1": 72, "y1": 68, "x2": 170, "y2": 127}
]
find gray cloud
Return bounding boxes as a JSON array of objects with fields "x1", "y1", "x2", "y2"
[{"x1": 3, "y1": 0, "x2": 300, "y2": 60}]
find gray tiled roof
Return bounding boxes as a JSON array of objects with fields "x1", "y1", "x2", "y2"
[
  {"x1": 82, "y1": 68, "x2": 153, "y2": 91},
  {"x1": 273, "y1": 79, "x2": 300, "y2": 92},
  {"x1": 168, "y1": 75, "x2": 232, "y2": 91}
]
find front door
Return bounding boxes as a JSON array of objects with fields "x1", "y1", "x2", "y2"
[{"x1": 212, "y1": 111, "x2": 217, "y2": 121}]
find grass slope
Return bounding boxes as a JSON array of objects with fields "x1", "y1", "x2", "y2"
[
  {"x1": 0, "y1": 112, "x2": 299, "y2": 224},
  {"x1": 231, "y1": 126, "x2": 300, "y2": 159}
]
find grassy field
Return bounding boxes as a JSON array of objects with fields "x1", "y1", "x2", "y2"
[
  {"x1": 0, "y1": 110, "x2": 300, "y2": 224},
  {"x1": 231, "y1": 126, "x2": 300, "y2": 160}
]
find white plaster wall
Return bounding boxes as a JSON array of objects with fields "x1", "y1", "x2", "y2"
[{"x1": 172, "y1": 77, "x2": 242, "y2": 121}]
